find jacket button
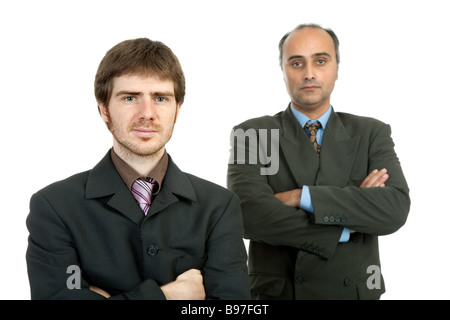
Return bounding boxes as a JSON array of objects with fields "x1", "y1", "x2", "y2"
[
  {"x1": 147, "y1": 245, "x2": 159, "y2": 256},
  {"x1": 344, "y1": 277, "x2": 351, "y2": 287},
  {"x1": 323, "y1": 216, "x2": 329, "y2": 223},
  {"x1": 295, "y1": 277, "x2": 304, "y2": 286}
]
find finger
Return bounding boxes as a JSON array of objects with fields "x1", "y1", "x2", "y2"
[
  {"x1": 377, "y1": 173, "x2": 389, "y2": 187},
  {"x1": 369, "y1": 172, "x2": 388, "y2": 187},
  {"x1": 90, "y1": 285, "x2": 111, "y2": 298},
  {"x1": 359, "y1": 169, "x2": 375, "y2": 188},
  {"x1": 359, "y1": 169, "x2": 380, "y2": 188},
  {"x1": 360, "y1": 169, "x2": 388, "y2": 188},
  {"x1": 371, "y1": 169, "x2": 389, "y2": 187}
]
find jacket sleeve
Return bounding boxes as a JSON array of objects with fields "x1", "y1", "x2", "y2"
[
  {"x1": 310, "y1": 124, "x2": 410, "y2": 235},
  {"x1": 202, "y1": 193, "x2": 251, "y2": 299},
  {"x1": 227, "y1": 126, "x2": 343, "y2": 260},
  {"x1": 26, "y1": 192, "x2": 166, "y2": 300}
]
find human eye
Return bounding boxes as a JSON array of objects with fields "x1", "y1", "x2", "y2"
[
  {"x1": 316, "y1": 58, "x2": 327, "y2": 65},
  {"x1": 155, "y1": 97, "x2": 167, "y2": 103},
  {"x1": 123, "y1": 96, "x2": 137, "y2": 102},
  {"x1": 292, "y1": 61, "x2": 303, "y2": 67}
]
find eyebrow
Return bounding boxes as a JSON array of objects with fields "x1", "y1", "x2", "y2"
[
  {"x1": 115, "y1": 90, "x2": 175, "y2": 97},
  {"x1": 287, "y1": 52, "x2": 332, "y2": 61},
  {"x1": 115, "y1": 91, "x2": 142, "y2": 97}
]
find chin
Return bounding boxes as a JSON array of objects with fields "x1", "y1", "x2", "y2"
[
  {"x1": 133, "y1": 146, "x2": 164, "y2": 157},
  {"x1": 115, "y1": 139, "x2": 165, "y2": 158}
]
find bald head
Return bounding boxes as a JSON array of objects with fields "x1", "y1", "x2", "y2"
[{"x1": 279, "y1": 24, "x2": 340, "y2": 68}]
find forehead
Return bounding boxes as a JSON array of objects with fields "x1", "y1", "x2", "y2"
[
  {"x1": 111, "y1": 73, "x2": 175, "y2": 93},
  {"x1": 283, "y1": 27, "x2": 336, "y2": 58}
]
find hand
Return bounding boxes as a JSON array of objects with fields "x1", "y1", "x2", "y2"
[
  {"x1": 348, "y1": 169, "x2": 389, "y2": 234},
  {"x1": 90, "y1": 285, "x2": 111, "y2": 298},
  {"x1": 359, "y1": 168, "x2": 389, "y2": 188},
  {"x1": 274, "y1": 189, "x2": 302, "y2": 208},
  {"x1": 160, "y1": 268, "x2": 205, "y2": 300}
]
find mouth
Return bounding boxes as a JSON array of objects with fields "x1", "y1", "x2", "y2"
[
  {"x1": 301, "y1": 85, "x2": 320, "y2": 90},
  {"x1": 133, "y1": 128, "x2": 157, "y2": 138}
]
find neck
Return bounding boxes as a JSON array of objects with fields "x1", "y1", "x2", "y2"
[
  {"x1": 113, "y1": 144, "x2": 165, "y2": 177},
  {"x1": 291, "y1": 101, "x2": 330, "y2": 120}
]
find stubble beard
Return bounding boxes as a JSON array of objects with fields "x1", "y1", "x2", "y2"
[
  {"x1": 109, "y1": 119, "x2": 174, "y2": 162},
  {"x1": 292, "y1": 88, "x2": 330, "y2": 113}
]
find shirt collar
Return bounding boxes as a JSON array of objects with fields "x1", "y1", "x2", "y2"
[
  {"x1": 289, "y1": 103, "x2": 332, "y2": 129},
  {"x1": 110, "y1": 148, "x2": 168, "y2": 194}
]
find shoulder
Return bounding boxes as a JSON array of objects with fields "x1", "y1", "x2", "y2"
[
  {"x1": 28, "y1": 170, "x2": 91, "y2": 232},
  {"x1": 335, "y1": 111, "x2": 389, "y2": 134},
  {"x1": 233, "y1": 111, "x2": 284, "y2": 131},
  {"x1": 184, "y1": 172, "x2": 237, "y2": 203},
  {"x1": 336, "y1": 111, "x2": 387, "y2": 126},
  {"x1": 166, "y1": 156, "x2": 238, "y2": 207},
  {"x1": 33, "y1": 170, "x2": 90, "y2": 201}
]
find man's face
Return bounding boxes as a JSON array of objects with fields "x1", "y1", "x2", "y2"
[
  {"x1": 281, "y1": 27, "x2": 338, "y2": 116},
  {"x1": 99, "y1": 74, "x2": 181, "y2": 159}
]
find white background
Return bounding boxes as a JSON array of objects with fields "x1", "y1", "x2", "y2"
[{"x1": 1, "y1": 0, "x2": 449, "y2": 300}]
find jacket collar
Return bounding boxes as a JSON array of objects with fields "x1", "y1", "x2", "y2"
[
  {"x1": 279, "y1": 106, "x2": 359, "y2": 187},
  {"x1": 279, "y1": 106, "x2": 321, "y2": 186},
  {"x1": 85, "y1": 150, "x2": 197, "y2": 225}
]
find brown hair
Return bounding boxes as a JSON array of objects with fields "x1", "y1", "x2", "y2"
[{"x1": 94, "y1": 38, "x2": 186, "y2": 108}]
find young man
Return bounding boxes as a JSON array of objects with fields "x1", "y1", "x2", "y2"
[
  {"x1": 227, "y1": 24, "x2": 410, "y2": 299},
  {"x1": 26, "y1": 38, "x2": 250, "y2": 300}
]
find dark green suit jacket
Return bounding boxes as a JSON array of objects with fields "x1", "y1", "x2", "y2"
[
  {"x1": 227, "y1": 106, "x2": 410, "y2": 299},
  {"x1": 27, "y1": 150, "x2": 250, "y2": 299}
]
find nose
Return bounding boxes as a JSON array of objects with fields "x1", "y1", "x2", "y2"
[
  {"x1": 303, "y1": 64, "x2": 316, "y2": 81},
  {"x1": 139, "y1": 97, "x2": 156, "y2": 119}
]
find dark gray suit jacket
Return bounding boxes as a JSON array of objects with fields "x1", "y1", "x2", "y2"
[
  {"x1": 227, "y1": 106, "x2": 410, "y2": 299},
  {"x1": 27, "y1": 150, "x2": 250, "y2": 299}
]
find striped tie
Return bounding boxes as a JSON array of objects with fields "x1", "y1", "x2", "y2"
[{"x1": 131, "y1": 178, "x2": 157, "y2": 215}]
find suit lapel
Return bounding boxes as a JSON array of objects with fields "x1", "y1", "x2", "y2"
[
  {"x1": 316, "y1": 111, "x2": 360, "y2": 187},
  {"x1": 86, "y1": 151, "x2": 197, "y2": 224},
  {"x1": 279, "y1": 107, "x2": 320, "y2": 187},
  {"x1": 85, "y1": 151, "x2": 197, "y2": 225},
  {"x1": 85, "y1": 151, "x2": 144, "y2": 225},
  {"x1": 147, "y1": 156, "x2": 197, "y2": 217}
]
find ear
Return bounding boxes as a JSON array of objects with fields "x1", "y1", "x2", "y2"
[
  {"x1": 281, "y1": 65, "x2": 288, "y2": 83},
  {"x1": 98, "y1": 103, "x2": 110, "y2": 123},
  {"x1": 174, "y1": 103, "x2": 182, "y2": 123}
]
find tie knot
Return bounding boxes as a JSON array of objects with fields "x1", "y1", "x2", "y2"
[
  {"x1": 305, "y1": 122, "x2": 322, "y2": 134},
  {"x1": 304, "y1": 122, "x2": 322, "y2": 156}
]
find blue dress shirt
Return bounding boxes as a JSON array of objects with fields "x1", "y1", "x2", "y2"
[{"x1": 290, "y1": 104, "x2": 350, "y2": 242}]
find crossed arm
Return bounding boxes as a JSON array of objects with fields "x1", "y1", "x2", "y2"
[
  {"x1": 274, "y1": 168, "x2": 389, "y2": 208},
  {"x1": 92, "y1": 169, "x2": 388, "y2": 298},
  {"x1": 90, "y1": 268, "x2": 205, "y2": 299},
  {"x1": 274, "y1": 168, "x2": 389, "y2": 236},
  {"x1": 91, "y1": 169, "x2": 388, "y2": 298}
]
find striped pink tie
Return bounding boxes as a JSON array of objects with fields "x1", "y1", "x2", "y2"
[{"x1": 131, "y1": 178, "x2": 157, "y2": 215}]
